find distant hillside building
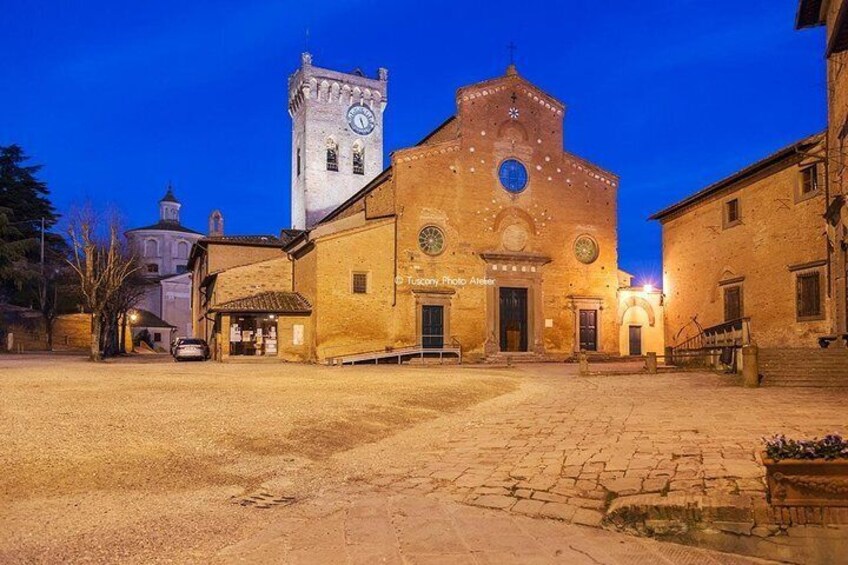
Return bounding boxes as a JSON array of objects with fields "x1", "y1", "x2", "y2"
[{"x1": 126, "y1": 186, "x2": 203, "y2": 341}]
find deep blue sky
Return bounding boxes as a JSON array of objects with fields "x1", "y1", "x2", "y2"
[{"x1": 0, "y1": 0, "x2": 825, "y2": 284}]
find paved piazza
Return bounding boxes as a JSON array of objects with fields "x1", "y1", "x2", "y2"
[{"x1": 1, "y1": 355, "x2": 846, "y2": 563}]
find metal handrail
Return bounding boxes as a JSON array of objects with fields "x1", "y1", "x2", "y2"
[{"x1": 324, "y1": 335, "x2": 462, "y2": 364}]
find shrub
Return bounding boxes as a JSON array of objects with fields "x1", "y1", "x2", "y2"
[{"x1": 764, "y1": 434, "x2": 848, "y2": 461}]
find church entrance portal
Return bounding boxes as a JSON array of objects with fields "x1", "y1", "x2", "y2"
[
  {"x1": 628, "y1": 325, "x2": 642, "y2": 356},
  {"x1": 579, "y1": 310, "x2": 598, "y2": 352},
  {"x1": 499, "y1": 287, "x2": 528, "y2": 352},
  {"x1": 421, "y1": 305, "x2": 444, "y2": 348}
]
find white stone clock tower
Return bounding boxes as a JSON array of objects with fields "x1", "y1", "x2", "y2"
[{"x1": 288, "y1": 52, "x2": 388, "y2": 229}]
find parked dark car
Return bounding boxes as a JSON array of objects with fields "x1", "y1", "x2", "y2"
[{"x1": 173, "y1": 338, "x2": 209, "y2": 361}]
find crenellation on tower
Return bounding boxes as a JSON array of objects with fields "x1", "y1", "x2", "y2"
[{"x1": 288, "y1": 52, "x2": 388, "y2": 229}]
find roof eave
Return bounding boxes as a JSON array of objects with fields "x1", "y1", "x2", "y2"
[
  {"x1": 796, "y1": 0, "x2": 825, "y2": 29},
  {"x1": 650, "y1": 132, "x2": 824, "y2": 222}
]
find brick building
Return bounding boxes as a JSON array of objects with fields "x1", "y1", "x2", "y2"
[
  {"x1": 191, "y1": 59, "x2": 665, "y2": 363},
  {"x1": 652, "y1": 1, "x2": 848, "y2": 354},
  {"x1": 651, "y1": 133, "x2": 831, "y2": 348},
  {"x1": 797, "y1": 0, "x2": 848, "y2": 339}
]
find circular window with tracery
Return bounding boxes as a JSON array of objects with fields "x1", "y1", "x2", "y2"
[
  {"x1": 574, "y1": 235, "x2": 599, "y2": 264},
  {"x1": 418, "y1": 226, "x2": 446, "y2": 256},
  {"x1": 498, "y1": 158, "x2": 528, "y2": 193}
]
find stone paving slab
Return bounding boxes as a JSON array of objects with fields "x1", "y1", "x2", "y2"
[
  {"x1": 220, "y1": 365, "x2": 847, "y2": 563},
  {"x1": 217, "y1": 491, "x2": 774, "y2": 564},
  {"x1": 361, "y1": 367, "x2": 847, "y2": 532}
]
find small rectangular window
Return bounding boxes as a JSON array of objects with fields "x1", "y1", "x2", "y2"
[
  {"x1": 327, "y1": 148, "x2": 338, "y2": 172},
  {"x1": 352, "y1": 272, "x2": 368, "y2": 294},
  {"x1": 796, "y1": 272, "x2": 822, "y2": 319},
  {"x1": 800, "y1": 165, "x2": 818, "y2": 195},
  {"x1": 296, "y1": 148, "x2": 301, "y2": 177},
  {"x1": 353, "y1": 151, "x2": 364, "y2": 175},
  {"x1": 724, "y1": 286, "x2": 743, "y2": 321},
  {"x1": 153, "y1": 332, "x2": 162, "y2": 342},
  {"x1": 176, "y1": 264, "x2": 188, "y2": 274},
  {"x1": 147, "y1": 263, "x2": 159, "y2": 274},
  {"x1": 725, "y1": 198, "x2": 740, "y2": 226}
]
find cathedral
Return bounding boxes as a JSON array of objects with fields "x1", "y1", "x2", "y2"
[
  {"x1": 126, "y1": 187, "x2": 203, "y2": 342},
  {"x1": 189, "y1": 54, "x2": 663, "y2": 362}
]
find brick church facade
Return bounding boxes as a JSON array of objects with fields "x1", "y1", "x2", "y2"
[{"x1": 190, "y1": 59, "x2": 664, "y2": 362}]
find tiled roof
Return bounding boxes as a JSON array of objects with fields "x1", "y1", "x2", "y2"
[
  {"x1": 203, "y1": 231, "x2": 304, "y2": 246},
  {"x1": 160, "y1": 186, "x2": 179, "y2": 203},
  {"x1": 212, "y1": 291, "x2": 312, "y2": 314},
  {"x1": 132, "y1": 308, "x2": 176, "y2": 329},
  {"x1": 796, "y1": 0, "x2": 824, "y2": 28},
  {"x1": 126, "y1": 221, "x2": 203, "y2": 235}
]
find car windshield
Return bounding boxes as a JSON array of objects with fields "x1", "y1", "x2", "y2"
[{"x1": 180, "y1": 339, "x2": 204, "y2": 345}]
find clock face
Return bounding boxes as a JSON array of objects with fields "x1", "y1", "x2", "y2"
[{"x1": 347, "y1": 105, "x2": 376, "y2": 135}]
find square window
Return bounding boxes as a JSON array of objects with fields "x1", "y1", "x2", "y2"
[
  {"x1": 153, "y1": 332, "x2": 162, "y2": 342},
  {"x1": 147, "y1": 263, "x2": 159, "y2": 274},
  {"x1": 725, "y1": 198, "x2": 740, "y2": 226},
  {"x1": 723, "y1": 286, "x2": 743, "y2": 321},
  {"x1": 796, "y1": 272, "x2": 822, "y2": 320},
  {"x1": 352, "y1": 272, "x2": 368, "y2": 294}
]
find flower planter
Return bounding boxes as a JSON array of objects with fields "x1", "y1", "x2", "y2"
[{"x1": 763, "y1": 454, "x2": 848, "y2": 507}]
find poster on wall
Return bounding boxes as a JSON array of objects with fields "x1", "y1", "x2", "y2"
[
  {"x1": 293, "y1": 324, "x2": 304, "y2": 346},
  {"x1": 230, "y1": 325, "x2": 241, "y2": 342}
]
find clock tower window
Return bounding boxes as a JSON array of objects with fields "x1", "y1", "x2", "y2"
[
  {"x1": 326, "y1": 139, "x2": 339, "y2": 172},
  {"x1": 353, "y1": 144, "x2": 365, "y2": 175}
]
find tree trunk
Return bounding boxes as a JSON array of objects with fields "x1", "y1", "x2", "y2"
[
  {"x1": 119, "y1": 314, "x2": 127, "y2": 355},
  {"x1": 45, "y1": 316, "x2": 54, "y2": 351},
  {"x1": 90, "y1": 312, "x2": 102, "y2": 361}
]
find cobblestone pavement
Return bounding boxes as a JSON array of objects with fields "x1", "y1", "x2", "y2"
[
  {"x1": 219, "y1": 489, "x2": 772, "y2": 564},
  {"x1": 222, "y1": 364, "x2": 847, "y2": 563},
  {"x1": 325, "y1": 365, "x2": 848, "y2": 561}
]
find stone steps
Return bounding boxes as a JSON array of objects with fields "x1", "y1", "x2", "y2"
[{"x1": 759, "y1": 348, "x2": 848, "y2": 387}]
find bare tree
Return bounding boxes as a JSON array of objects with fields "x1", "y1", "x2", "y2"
[
  {"x1": 66, "y1": 206, "x2": 138, "y2": 361},
  {"x1": 102, "y1": 267, "x2": 150, "y2": 355}
]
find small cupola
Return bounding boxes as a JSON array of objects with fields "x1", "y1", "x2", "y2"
[{"x1": 159, "y1": 184, "x2": 181, "y2": 224}]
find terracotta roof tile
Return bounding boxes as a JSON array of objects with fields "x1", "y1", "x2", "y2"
[{"x1": 213, "y1": 291, "x2": 311, "y2": 314}]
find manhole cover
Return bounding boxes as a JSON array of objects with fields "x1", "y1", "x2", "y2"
[{"x1": 234, "y1": 492, "x2": 297, "y2": 509}]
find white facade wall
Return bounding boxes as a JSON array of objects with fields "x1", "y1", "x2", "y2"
[{"x1": 288, "y1": 53, "x2": 388, "y2": 229}]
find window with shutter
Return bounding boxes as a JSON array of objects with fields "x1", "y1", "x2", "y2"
[
  {"x1": 724, "y1": 286, "x2": 742, "y2": 321},
  {"x1": 796, "y1": 272, "x2": 822, "y2": 320},
  {"x1": 800, "y1": 165, "x2": 818, "y2": 195},
  {"x1": 724, "y1": 198, "x2": 740, "y2": 227},
  {"x1": 352, "y1": 272, "x2": 368, "y2": 294}
]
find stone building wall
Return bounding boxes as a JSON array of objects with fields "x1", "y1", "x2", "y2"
[
  {"x1": 213, "y1": 257, "x2": 293, "y2": 304},
  {"x1": 128, "y1": 229, "x2": 199, "y2": 277},
  {"x1": 660, "y1": 145, "x2": 832, "y2": 348},
  {"x1": 824, "y1": 0, "x2": 848, "y2": 334},
  {"x1": 300, "y1": 217, "x2": 396, "y2": 360}
]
